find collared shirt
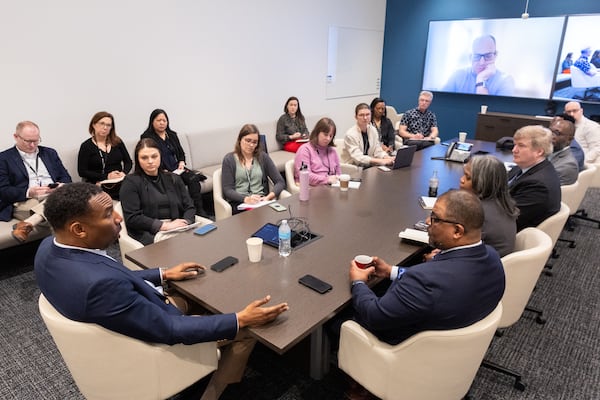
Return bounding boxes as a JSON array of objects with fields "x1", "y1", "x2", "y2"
[
  {"x1": 16, "y1": 147, "x2": 53, "y2": 189},
  {"x1": 400, "y1": 108, "x2": 437, "y2": 136}
]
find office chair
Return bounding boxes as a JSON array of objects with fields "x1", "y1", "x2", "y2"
[
  {"x1": 536, "y1": 202, "x2": 570, "y2": 278},
  {"x1": 572, "y1": 164, "x2": 600, "y2": 228},
  {"x1": 482, "y1": 227, "x2": 553, "y2": 391},
  {"x1": 338, "y1": 303, "x2": 502, "y2": 400},
  {"x1": 39, "y1": 294, "x2": 218, "y2": 400}
]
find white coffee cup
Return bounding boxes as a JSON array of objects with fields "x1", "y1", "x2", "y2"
[
  {"x1": 246, "y1": 237, "x2": 263, "y2": 262},
  {"x1": 339, "y1": 174, "x2": 351, "y2": 191},
  {"x1": 458, "y1": 132, "x2": 467, "y2": 143},
  {"x1": 481, "y1": 105, "x2": 488, "y2": 114}
]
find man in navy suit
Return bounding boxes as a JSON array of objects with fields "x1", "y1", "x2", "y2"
[
  {"x1": 348, "y1": 189, "x2": 505, "y2": 346},
  {"x1": 508, "y1": 125, "x2": 561, "y2": 231},
  {"x1": 0, "y1": 121, "x2": 71, "y2": 242},
  {"x1": 35, "y1": 182, "x2": 289, "y2": 400}
]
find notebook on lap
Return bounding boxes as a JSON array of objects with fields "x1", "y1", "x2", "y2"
[{"x1": 392, "y1": 145, "x2": 417, "y2": 169}]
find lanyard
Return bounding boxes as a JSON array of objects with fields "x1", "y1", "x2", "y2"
[
  {"x1": 98, "y1": 148, "x2": 106, "y2": 174},
  {"x1": 22, "y1": 154, "x2": 41, "y2": 186}
]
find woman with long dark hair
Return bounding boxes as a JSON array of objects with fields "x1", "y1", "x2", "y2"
[{"x1": 276, "y1": 96, "x2": 309, "y2": 153}]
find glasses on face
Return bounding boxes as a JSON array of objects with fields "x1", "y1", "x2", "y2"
[
  {"x1": 357, "y1": 112, "x2": 370, "y2": 119},
  {"x1": 564, "y1": 108, "x2": 581, "y2": 115},
  {"x1": 550, "y1": 128, "x2": 567, "y2": 137},
  {"x1": 243, "y1": 138, "x2": 259, "y2": 145},
  {"x1": 96, "y1": 122, "x2": 112, "y2": 128},
  {"x1": 17, "y1": 134, "x2": 41, "y2": 145},
  {"x1": 429, "y1": 212, "x2": 462, "y2": 227},
  {"x1": 471, "y1": 52, "x2": 496, "y2": 62}
]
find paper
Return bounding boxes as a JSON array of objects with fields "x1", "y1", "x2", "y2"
[
  {"x1": 172, "y1": 169, "x2": 184, "y2": 175},
  {"x1": 398, "y1": 228, "x2": 430, "y2": 244},
  {"x1": 237, "y1": 199, "x2": 275, "y2": 210},
  {"x1": 331, "y1": 181, "x2": 361, "y2": 189},
  {"x1": 504, "y1": 162, "x2": 517, "y2": 171},
  {"x1": 296, "y1": 138, "x2": 309, "y2": 143},
  {"x1": 98, "y1": 176, "x2": 125, "y2": 185},
  {"x1": 419, "y1": 196, "x2": 436, "y2": 210}
]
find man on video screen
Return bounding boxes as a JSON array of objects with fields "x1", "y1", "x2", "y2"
[{"x1": 443, "y1": 35, "x2": 515, "y2": 96}]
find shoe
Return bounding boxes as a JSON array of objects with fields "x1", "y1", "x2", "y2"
[{"x1": 11, "y1": 221, "x2": 33, "y2": 243}]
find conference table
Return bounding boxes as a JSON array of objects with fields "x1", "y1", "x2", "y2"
[{"x1": 125, "y1": 140, "x2": 513, "y2": 379}]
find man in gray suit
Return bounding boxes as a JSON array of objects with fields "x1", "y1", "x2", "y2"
[{"x1": 548, "y1": 117, "x2": 579, "y2": 185}]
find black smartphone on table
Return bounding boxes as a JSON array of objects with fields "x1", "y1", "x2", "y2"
[{"x1": 210, "y1": 256, "x2": 238, "y2": 272}]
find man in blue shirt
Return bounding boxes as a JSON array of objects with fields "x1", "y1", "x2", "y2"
[{"x1": 443, "y1": 35, "x2": 515, "y2": 96}]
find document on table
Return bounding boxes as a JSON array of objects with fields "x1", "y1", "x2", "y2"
[
  {"x1": 161, "y1": 221, "x2": 203, "y2": 234},
  {"x1": 331, "y1": 181, "x2": 361, "y2": 189},
  {"x1": 419, "y1": 196, "x2": 436, "y2": 210},
  {"x1": 237, "y1": 199, "x2": 275, "y2": 211},
  {"x1": 398, "y1": 228, "x2": 429, "y2": 244}
]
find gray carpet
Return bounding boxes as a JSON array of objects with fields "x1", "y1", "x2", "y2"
[{"x1": 1, "y1": 190, "x2": 599, "y2": 400}]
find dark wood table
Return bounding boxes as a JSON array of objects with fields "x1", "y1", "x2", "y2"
[{"x1": 125, "y1": 140, "x2": 512, "y2": 378}]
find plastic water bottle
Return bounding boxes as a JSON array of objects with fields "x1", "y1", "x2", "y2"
[
  {"x1": 299, "y1": 162, "x2": 309, "y2": 202},
  {"x1": 428, "y1": 170, "x2": 439, "y2": 197},
  {"x1": 278, "y1": 219, "x2": 292, "y2": 257}
]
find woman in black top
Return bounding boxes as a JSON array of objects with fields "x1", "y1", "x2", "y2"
[
  {"x1": 119, "y1": 138, "x2": 196, "y2": 245},
  {"x1": 370, "y1": 97, "x2": 395, "y2": 153},
  {"x1": 140, "y1": 108, "x2": 207, "y2": 217},
  {"x1": 77, "y1": 111, "x2": 132, "y2": 198}
]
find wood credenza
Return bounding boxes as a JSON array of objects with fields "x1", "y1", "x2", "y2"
[{"x1": 475, "y1": 112, "x2": 552, "y2": 142}]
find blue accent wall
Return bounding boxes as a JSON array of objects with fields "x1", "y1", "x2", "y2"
[{"x1": 381, "y1": 0, "x2": 600, "y2": 140}]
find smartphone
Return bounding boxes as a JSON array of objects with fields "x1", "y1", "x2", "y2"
[
  {"x1": 194, "y1": 224, "x2": 217, "y2": 236},
  {"x1": 47, "y1": 183, "x2": 59, "y2": 189},
  {"x1": 210, "y1": 256, "x2": 238, "y2": 272},
  {"x1": 269, "y1": 202, "x2": 287, "y2": 212},
  {"x1": 298, "y1": 274, "x2": 332, "y2": 294},
  {"x1": 414, "y1": 220, "x2": 429, "y2": 232}
]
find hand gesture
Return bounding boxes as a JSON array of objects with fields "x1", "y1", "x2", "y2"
[{"x1": 236, "y1": 295, "x2": 289, "y2": 328}]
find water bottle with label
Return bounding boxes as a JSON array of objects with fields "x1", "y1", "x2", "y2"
[
  {"x1": 299, "y1": 162, "x2": 309, "y2": 201},
  {"x1": 278, "y1": 219, "x2": 292, "y2": 257}
]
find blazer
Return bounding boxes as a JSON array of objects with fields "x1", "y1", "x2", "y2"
[
  {"x1": 34, "y1": 237, "x2": 238, "y2": 345},
  {"x1": 119, "y1": 172, "x2": 196, "y2": 245},
  {"x1": 0, "y1": 146, "x2": 72, "y2": 221},
  {"x1": 549, "y1": 148, "x2": 579, "y2": 185},
  {"x1": 340, "y1": 124, "x2": 388, "y2": 166},
  {"x1": 351, "y1": 243, "x2": 505, "y2": 346},
  {"x1": 508, "y1": 159, "x2": 561, "y2": 231}
]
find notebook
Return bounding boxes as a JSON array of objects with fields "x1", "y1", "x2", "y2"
[{"x1": 391, "y1": 145, "x2": 417, "y2": 169}]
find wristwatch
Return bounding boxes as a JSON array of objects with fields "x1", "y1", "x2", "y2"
[{"x1": 476, "y1": 81, "x2": 486, "y2": 88}]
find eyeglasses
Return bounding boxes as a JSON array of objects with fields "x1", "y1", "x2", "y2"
[
  {"x1": 243, "y1": 138, "x2": 259, "y2": 145},
  {"x1": 16, "y1": 134, "x2": 41, "y2": 145},
  {"x1": 564, "y1": 108, "x2": 581, "y2": 114},
  {"x1": 96, "y1": 122, "x2": 112, "y2": 128},
  {"x1": 471, "y1": 52, "x2": 497, "y2": 62},
  {"x1": 429, "y1": 212, "x2": 462, "y2": 227},
  {"x1": 550, "y1": 129, "x2": 567, "y2": 137}
]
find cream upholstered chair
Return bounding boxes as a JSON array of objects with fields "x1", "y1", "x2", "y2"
[
  {"x1": 39, "y1": 294, "x2": 218, "y2": 400},
  {"x1": 338, "y1": 302, "x2": 503, "y2": 400},
  {"x1": 114, "y1": 202, "x2": 213, "y2": 270},
  {"x1": 385, "y1": 105, "x2": 401, "y2": 128},
  {"x1": 571, "y1": 164, "x2": 600, "y2": 228},
  {"x1": 482, "y1": 227, "x2": 553, "y2": 391},
  {"x1": 284, "y1": 159, "x2": 300, "y2": 194},
  {"x1": 570, "y1": 64, "x2": 600, "y2": 89},
  {"x1": 212, "y1": 168, "x2": 291, "y2": 221},
  {"x1": 536, "y1": 202, "x2": 570, "y2": 262}
]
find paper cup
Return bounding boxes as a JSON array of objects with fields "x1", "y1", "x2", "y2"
[
  {"x1": 458, "y1": 132, "x2": 467, "y2": 143},
  {"x1": 354, "y1": 255, "x2": 373, "y2": 269},
  {"x1": 246, "y1": 237, "x2": 263, "y2": 262},
  {"x1": 339, "y1": 174, "x2": 350, "y2": 191},
  {"x1": 481, "y1": 105, "x2": 488, "y2": 114}
]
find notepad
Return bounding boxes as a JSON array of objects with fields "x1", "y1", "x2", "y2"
[
  {"x1": 398, "y1": 228, "x2": 430, "y2": 244},
  {"x1": 419, "y1": 196, "x2": 437, "y2": 210},
  {"x1": 237, "y1": 199, "x2": 275, "y2": 211}
]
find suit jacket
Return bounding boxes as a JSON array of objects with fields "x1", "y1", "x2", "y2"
[
  {"x1": 549, "y1": 148, "x2": 579, "y2": 185},
  {"x1": 0, "y1": 146, "x2": 72, "y2": 221},
  {"x1": 352, "y1": 243, "x2": 505, "y2": 345},
  {"x1": 508, "y1": 159, "x2": 561, "y2": 231},
  {"x1": 35, "y1": 237, "x2": 238, "y2": 345}
]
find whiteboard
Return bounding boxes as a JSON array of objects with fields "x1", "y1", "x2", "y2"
[{"x1": 326, "y1": 27, "x2": 384, "y2": 99}]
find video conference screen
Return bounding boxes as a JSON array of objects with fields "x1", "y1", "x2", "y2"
[
  {"x1": 552, "y1": 15, "x2": 600, "y2": 104},
  {"x1": 422, "y1": 17, "x2": 566, "y2": 100}
]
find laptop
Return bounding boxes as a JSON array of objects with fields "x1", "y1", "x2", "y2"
[{"x1": 391, "y1": 145, "x2": 417, "y2": 169}]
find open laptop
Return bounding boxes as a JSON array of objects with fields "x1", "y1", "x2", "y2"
[{"x1": 391, "y1": 145, "x2": 417, "y2": 169}]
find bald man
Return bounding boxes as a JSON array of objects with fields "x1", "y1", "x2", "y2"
[
  {"x1": 443, "y1": 34, "x2": 515, "y2": 96},
  {"x1": 564, "y1": 101, "x2": 600, "y2": 163}
]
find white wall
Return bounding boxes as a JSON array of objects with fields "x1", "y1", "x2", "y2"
[{"x1": 0, "y1": 0, "x2": 386, "y2": 174}]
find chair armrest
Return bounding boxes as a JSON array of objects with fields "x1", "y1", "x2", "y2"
[{"x1": 213, "y1": 196, "x2": 232, "y2": 221}]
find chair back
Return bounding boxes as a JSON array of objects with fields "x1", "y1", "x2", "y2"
[
  {"x1": 570, "y1": 64, "x2": 600, "y2": 88},
  {"x1": 339, "y1": 302, "x2": 503, "y2": 400},
  {"x1": 38, "y1": 294, "x2": 218, "y2": 400},
  {"x1": 589, "y1": 162, "x2": 600, "y2": 188},
  {"x1": 536, "y1": 202, "x2": 570, "y2": 246},
  {"x1": 284, "y1": 159, "x2": 300, "y2": 194},
  {"x1": 113, "y1": 201, "x2": 144, "y2": 270},
  {"x1": 560, "y1": 181, "x2": 579, "y2": 217},
  {"x1": 498, "y1": 228, "x2": 553, "y2": 328},
  {"x1": 212, "y1": 168, "x2": 233, "y2": 220},
  {"x1": 386, "y1": 105, "x2": 401, "y2": 127},
  {"x1": 563, "y1": 164, "x2": 596, "y2": 215}
]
